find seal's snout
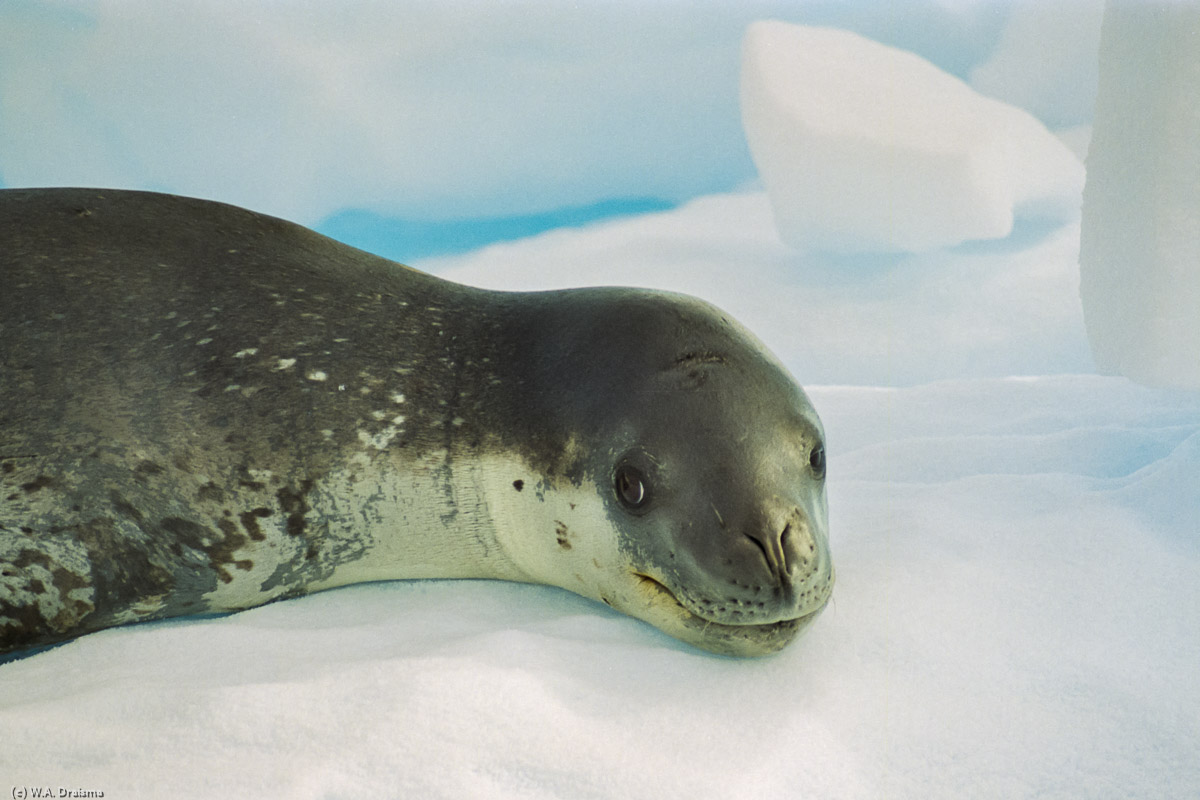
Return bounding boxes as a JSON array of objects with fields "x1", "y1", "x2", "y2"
[{"x1": 741, "y1": 504, "x2": 831, "y2": 615}]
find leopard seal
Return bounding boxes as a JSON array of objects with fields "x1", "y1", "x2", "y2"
[{"x1": 0, "y1": 187, "x2": 832, "y2": 658}]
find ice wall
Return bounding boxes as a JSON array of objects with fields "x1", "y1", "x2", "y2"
[
  {"x1": 740, "y1": 21, "x2": 1084, "y2": 254},
  {"x1": 1079, "y1": 1, "x2": 1200, "y2": 391},
  {"x1": 968, "y1": 0, "x2": 1105, "y2": 129}
]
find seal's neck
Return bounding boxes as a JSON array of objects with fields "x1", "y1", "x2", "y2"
[
  {"x1": 302, "y1": 451, "x2": 532, "y2": 595},
  {"x1": 291, "y1": 294, "x2": 559, "y2": 596}
]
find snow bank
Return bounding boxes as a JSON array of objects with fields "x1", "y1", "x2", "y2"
[
  {"x1": 3, "y1": 376, "x2": 1197, "y2": 799},
  {"x1": 1079, "y1": 1, "x2": 1200, "y2": 391},
  {"x1": 740, "y1": 21, "x2": 1085, "y2": 253}
]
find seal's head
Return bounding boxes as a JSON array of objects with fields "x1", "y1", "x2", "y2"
[{"x1": 496, "y1": 288, "x2": 832, "y2": 657}]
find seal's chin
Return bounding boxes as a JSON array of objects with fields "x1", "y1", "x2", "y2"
[{"x1": 631, "y1": 573, "x2": 827, "y2": 658}]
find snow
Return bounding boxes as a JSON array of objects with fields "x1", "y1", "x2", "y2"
[
  {"x1": 1079, "y1": 1, "x2": 1200, "y2": 391},
  {"x1": 740, "y1": 21, "x2": 1085, "y2": 253}
]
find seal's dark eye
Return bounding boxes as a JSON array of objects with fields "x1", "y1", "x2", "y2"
[
  {"x1": 615, "y1": 465, "x2": 649, "y2": 509},
  {"x1": 809, "y1": 445, "x2": 826, "y2": 478}
]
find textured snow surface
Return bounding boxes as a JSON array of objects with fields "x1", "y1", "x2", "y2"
[
  {"x1": 740, "y1": 21, "x2": 1085, "y2": 253},
  {"x1": 3, "y1": 375, "x2": 1197, "y2": 799}
]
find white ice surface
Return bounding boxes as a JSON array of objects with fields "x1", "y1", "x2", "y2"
[
  {"x1": 3, "y1": 195, "x2": 1198, "y2": 798},
  {"x1": 1079, "y1": 1, "x2": 1200, "y2": 391},
  {"x1": 740, "y1": 22, "x2": 1085, "y2": 253},
  {"x1": 968, "y1": 0, "x2": 1105, "y2": 128}
]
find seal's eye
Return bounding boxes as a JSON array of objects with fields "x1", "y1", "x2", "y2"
[
  {"x1": 809, "y1": 445, "x2": 826, "y2": 479},
  {"x1": 615, "y1": 465, "x2": 649, "y2": 509}
]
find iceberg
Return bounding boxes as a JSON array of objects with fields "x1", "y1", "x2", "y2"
[
  {"x1": 1079, "y1": 1, "x2": 1200, "y2": 391},
  {"x1": 740, "y1": 21, "x2": 1085, "y2": 253}
]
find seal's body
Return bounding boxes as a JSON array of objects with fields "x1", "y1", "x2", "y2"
[{"x1": 1, "y1": 188, "x2": 832, "y2": 658}]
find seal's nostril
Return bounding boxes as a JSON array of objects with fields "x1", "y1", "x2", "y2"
[
  {"x1": 779, "y1": 521, "x2": 793, "y2": 576},
  {"x1": 745, "y1": 532, "x2": 772, "y2": 573},
  {"x1": 745, "y1": 522, "x2": 793, "y2": 584},
  {"x1": 781, "y1": 521, "x2": 813, "y2": 573}
]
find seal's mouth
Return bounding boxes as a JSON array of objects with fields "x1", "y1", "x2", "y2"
[{"x1": 632, "y1": 572, "x2": 826, "y2": 655}]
